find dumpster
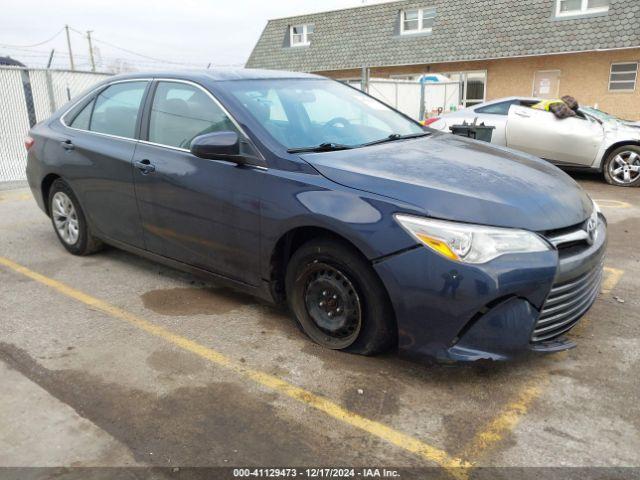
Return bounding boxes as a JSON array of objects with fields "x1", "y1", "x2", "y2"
[{"x1": 449, "y1": 119, "x2": 495, "y2": 143}]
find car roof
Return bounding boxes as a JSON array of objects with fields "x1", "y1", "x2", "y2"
[
  {"x1": 105, "y1": 68, "x2": 323, "y2": 83},
  {"x1": 471, "y1": 96, "x2": 540, "y2": 108}
]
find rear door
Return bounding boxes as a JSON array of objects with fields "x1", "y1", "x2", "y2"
[
  {"x1": 506, "y1": 105, "x2": 604, "y2": 166},
  {"x1": 471, "y1": 100, "x2": 523, "y2": 146},
  {"x1": 131, "y1": 80, "x2": 262, "y2": 286},
  {"x1": 60, "y1": 80, "x2": 150, "y2": 248}
]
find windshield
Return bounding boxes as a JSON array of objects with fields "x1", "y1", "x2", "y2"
[{"x1": 226, "y1": 79, "x2": 424, "y2": 150}]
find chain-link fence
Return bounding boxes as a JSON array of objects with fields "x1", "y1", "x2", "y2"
[{"x1": 0, "y1": 67, "x2": 111, "y2": 182}]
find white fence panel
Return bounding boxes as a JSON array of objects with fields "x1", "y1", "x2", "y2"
[
  {"x1": 0, "y1": 69, "x2": 31, "y2": 181},
  {"x1": 345, "y1": 78, "x2": 462, "y2": 121},
  {"x1": 424, "y1": 82, "x2": 461, "y2": 117},
  {"x1": 0, "y1": 67, "x2": 111, "y2": 182},
  {"x1": 394, "y1": 82, "x2": 423, "y2": 120}
]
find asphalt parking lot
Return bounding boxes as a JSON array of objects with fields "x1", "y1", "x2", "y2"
[{"x1": 0, "y1": 174, "x2": 638, "y2": 478}]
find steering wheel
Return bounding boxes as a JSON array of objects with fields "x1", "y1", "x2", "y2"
[{"x1": 322, "y1": 116, "x2": 353, "y2": 133}]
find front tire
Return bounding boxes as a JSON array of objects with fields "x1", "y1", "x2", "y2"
[
  {"x1": 603, "y1": 146, "x2": 640, "y2": 187},
  {"x1": 285, "y1": 238, "x2": 396, "y2": 355},
  {"x1": 48, "y1": 179, "x2": 103, "y2": 255}
]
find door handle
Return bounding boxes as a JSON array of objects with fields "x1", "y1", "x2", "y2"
[
  {"x1": 61, "y1": 140, "x2": 75, "y2": 150},
  {"x1": 514, "y1": 112, "x2": 531, "y2": 118},
  {"x1": 134, "y1": 159, "x2": 156, "y2": 174}
]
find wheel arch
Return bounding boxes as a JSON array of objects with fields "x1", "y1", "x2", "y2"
[
  {"x1": 599, "y1": 141, "x2": 640, "y2": 170},
  {"x1": 41, "y1": 173, "x2": 61, "y2": 216},
  {"x1": 268, "y1": 226, "x2": 385, "y2": 303},
  {"x1": 269, "y1": 225, "x2": 399, "y2": 351}
]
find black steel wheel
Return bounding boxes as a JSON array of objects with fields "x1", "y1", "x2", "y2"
[
  {"x1": 285, "y1": 237, "x2": 396, "y2": 355},
  {"x1": 301, "y1": 262, "x2": 362, "y2": 349}
]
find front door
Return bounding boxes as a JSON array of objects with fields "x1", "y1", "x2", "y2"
[
  {"x1": 59, "y1": 80, "x2": 149, "y2": 248},
  {"x1": 132, "y1": 80, "x2": 262, "y2": 286},
  {"x1": 506, "y1": 105, "x2": 604, "y2": 166}
]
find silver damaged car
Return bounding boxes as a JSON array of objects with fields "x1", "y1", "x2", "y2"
[{"x1": 430, "y1": 97, "x2": 640, "y2": 187}]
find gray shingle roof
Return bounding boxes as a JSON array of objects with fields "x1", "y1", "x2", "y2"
[{"x1": 246, "y1": 0, "x2": 640, "y2": 72}]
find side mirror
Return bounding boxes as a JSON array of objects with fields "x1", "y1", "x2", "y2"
[{"x1": 190, "y1": 131, "x2": 242, "y2": 162}]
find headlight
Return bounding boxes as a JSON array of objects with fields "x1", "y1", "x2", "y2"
[
  {"x1": 394, "y1": 214, "x2": 551, "y2": 264},
  {"x1": 588, "y1": 198, "x2": 601, "y2": 242}
]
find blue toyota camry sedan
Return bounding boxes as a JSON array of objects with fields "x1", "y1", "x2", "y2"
[{"x1": 25, "y1": 69, "x2": 607, "y2": 362}]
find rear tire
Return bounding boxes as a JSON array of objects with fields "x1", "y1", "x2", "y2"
[
  {"x1": 603, "y1": 146, "x2": 640, "y2": 187},
  {"x1": 285, "y1": 238, "x2": 396, "y2": 355},
  {"x1": 48, "y1": 179, "x2": 103, "y2": 255}
]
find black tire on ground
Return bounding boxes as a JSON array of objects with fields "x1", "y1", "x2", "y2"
[
  {"x1": 48, "y1": 178, "x2": 103, "y2": 255},
  {"x1": 603, "y1": 145, "x2": 640, "y2": 187},
  {"x1": 285, "y1": 237, "x2": 397, "y2": 355}
]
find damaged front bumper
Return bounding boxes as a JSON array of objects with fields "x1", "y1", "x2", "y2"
[{"x1": 373, "y1": 217, "x2": 607, "y2": 362}]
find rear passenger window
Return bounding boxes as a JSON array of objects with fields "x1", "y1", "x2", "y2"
[
  {"x1": 90, "y1": 82, "x2": 147, "y2": 139},
  {"x1": 69, "y1": 100, "x2": 93, "y2": 130},
  {"x1": 148, "y1": 81, "x2": 238, "y2": 149}
]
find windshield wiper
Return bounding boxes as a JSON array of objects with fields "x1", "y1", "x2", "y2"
[
  {"x1": 359, "y1": 132, "x2": 431, "y2": 148},
  {"x1": 287, "y1": 142, "x2": 354, "y2": 153},
  {"x1": 287, "y1": 132, "x2": 430, "y2": 153}
]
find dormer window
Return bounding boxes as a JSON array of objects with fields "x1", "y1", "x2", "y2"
[
  {"x1": 290, "y1": 24, "x2": 314, "y2": 47},
  {"x1": 556, "y1": 0, "x2": 609, "y2": 17},
  {"x1": 401, "y1": 8, "x2": 436, "y2": 35}
]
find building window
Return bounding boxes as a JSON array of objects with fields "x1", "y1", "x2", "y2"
[
  {"x1": 556, "y1": 0, "x2": 609, "y2": 17},
  {"x1": 401, "y1": 9, "x2": 436, "y2": 34},
  {"x1": 609, "y1": 63, "x2": 638, "y2": 91},
  {"x1": 290, "y1": 24, "x2": 314, "y2": 47}
]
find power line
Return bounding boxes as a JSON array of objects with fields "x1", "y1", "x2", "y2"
[
  {"x1": 67, "y1": 26, "x2": 192, "y2": 65},
  {"x1": 0, "y1": 28, "x2": 64, "y2": 48},
  {"x1": 2, "y1": 25, "x2": 245, "y2": 71},
  {"x1": 67, "y1": 26, "x2": 243, "y2": 68}
]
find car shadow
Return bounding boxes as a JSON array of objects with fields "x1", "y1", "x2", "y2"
[{"x1": 98, "y1": 245, "x2": 554, "y2": 383}]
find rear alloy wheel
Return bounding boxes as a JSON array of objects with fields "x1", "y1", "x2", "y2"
[
  {"x1": 48, "y1": 179, "x2": 103, "y2": 255},
  {"x1": 51, "y1": 191, "x2": 80, "y2": 246},
  {"x1": 603, "y1": 146, "x2": 640, "y2": 187},
  {"x1": 285, "y1": 238, "x2": 396, "y2": 355}
]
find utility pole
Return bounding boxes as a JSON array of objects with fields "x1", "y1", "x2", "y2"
[
  {"x1": 64, "y1": 25, "x2": 75, "y2": 71},
  {"x1": 87, "y1": 30, "x2": 96, "y2": 72},
  {"x1": 46, "y1": 49, "x2": 55, "y2": 69},
  {"x1": 360, "y1": 66, "x2": 370, "y2": 93}
]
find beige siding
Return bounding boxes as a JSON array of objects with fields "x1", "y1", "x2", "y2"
[{"x1": 317, "y1": 49, "x2": 640, "y2": 120}]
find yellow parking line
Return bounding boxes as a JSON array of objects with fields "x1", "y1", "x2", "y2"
[
  {"x1": 593, "y1": 199, "x2": 632, "y2": 209},
  {"x1": 0, "y1": 192, "x2": 31, "y2": 203},
  {"x1": 0, "y1": 256, "x2": 470, "y2": 478},
  {"x1": 602, "y1": 267, "x2": 624, "y2": 294},
  {"x1": 459, "y1": 375, "x2": 549, "y2": 465}
]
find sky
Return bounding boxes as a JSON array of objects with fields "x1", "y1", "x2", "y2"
[{"x1": 0, "y1": 0, "x2": 391, "y2": 71}]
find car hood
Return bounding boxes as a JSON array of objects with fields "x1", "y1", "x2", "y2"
[
  {"x1": 610, "y1": 121, "x2": 640, "y2": 135},
  {"x1": 299, "y1": 133, "x2": 592, "y2": 231}
]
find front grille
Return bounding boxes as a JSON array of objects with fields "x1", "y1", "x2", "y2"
[
  {"x1": 532, "y1": 263, "x2": 603, "y2": 343},
  {"x1": 545, "y1": 220, "x2": 594, "y2": 258}
]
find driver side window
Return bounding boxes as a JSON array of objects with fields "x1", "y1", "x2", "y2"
[{"x1": 148, "y1": 81, "x2": 238, "y2": 149}]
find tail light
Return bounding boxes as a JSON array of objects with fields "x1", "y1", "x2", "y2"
[
  {"x1": 25, "y1": 136, "x2": 35, "y2": 151},
  {"x1": 422, "y1": 117, "x2": 441, "y2": 126}
]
